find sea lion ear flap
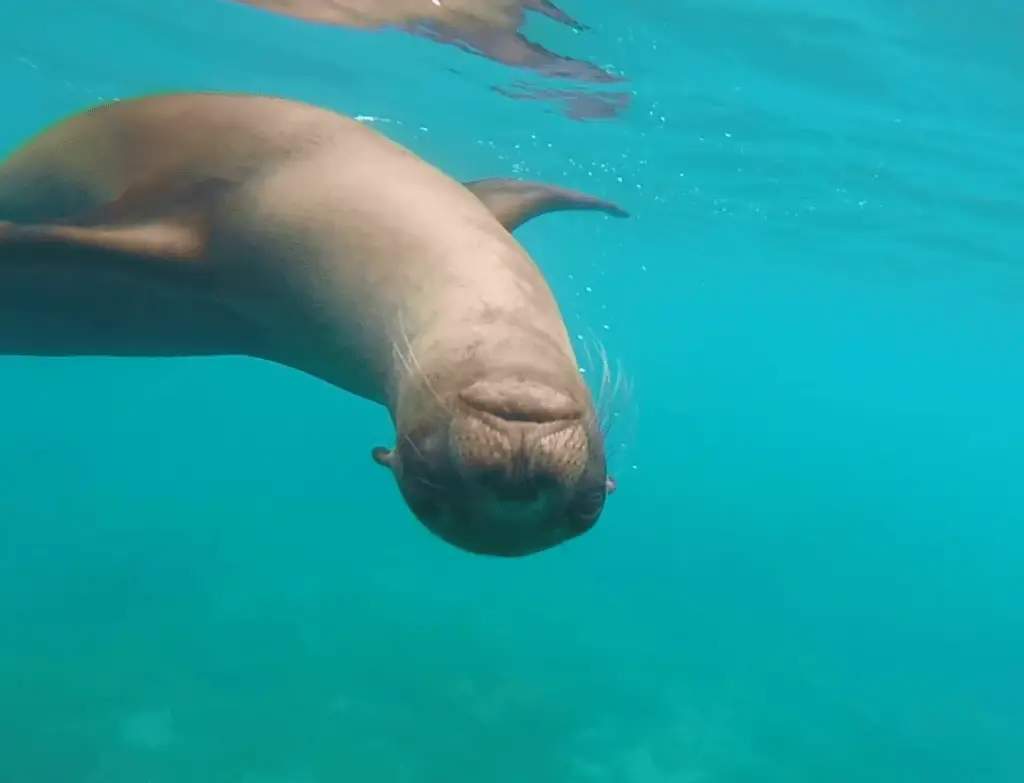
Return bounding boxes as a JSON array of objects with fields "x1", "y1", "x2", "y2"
[
  {"x1": 372, "y1": 446, "x2": 395, "y2": 468},
  {"x1": 463, "y1": 178, "x2": 629, "y2": 233}
]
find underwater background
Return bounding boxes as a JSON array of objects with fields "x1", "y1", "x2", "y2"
[{"x1": 2, "y1": 0, "x2": 1023, "y2": 780}]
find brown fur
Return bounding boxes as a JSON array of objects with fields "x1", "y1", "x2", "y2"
[{"x1": 0, "y1": 92, "x2": 628, "y2": 557}]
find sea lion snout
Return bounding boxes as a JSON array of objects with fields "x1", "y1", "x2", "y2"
[
  {"x1": 451, "y1": 402, "x2": 589, "y2": 503},
  {"x1": 375, "y1": 377, "x2": 612, "y2": 557}
]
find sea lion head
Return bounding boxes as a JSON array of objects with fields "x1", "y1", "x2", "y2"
[
  {"x1": 373, "y1": 359, "x2": 614, "y2": 557},
  {"x1": 364, "y1": 177, "x2": 628, "y2": 556}
]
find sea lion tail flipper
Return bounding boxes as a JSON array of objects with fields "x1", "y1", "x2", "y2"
[{"x1": 463, "y1": 178, "x2": 628, "y2": 232}]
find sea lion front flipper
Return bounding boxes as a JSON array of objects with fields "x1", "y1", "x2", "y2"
[
  {"x1": 0, "y1": 176, "x2": 234, "y2": 272},
  {"x1": 463, "y1": 177, "x2": 629, "y2": 232},
  {"x1": 0, "y1": 220, "x2": 205, "y2": 262}
]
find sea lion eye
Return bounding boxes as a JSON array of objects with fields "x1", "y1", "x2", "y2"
[
  {"x1": 564, "y1": 488, "x2": 605, "y2": 534},
  {"x1": 573, "y1": 488, "x2": 607, "y2": 521}
]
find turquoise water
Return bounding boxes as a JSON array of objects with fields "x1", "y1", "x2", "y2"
[{"x1": 2, "y1": 0, "x2": 1023, "y2": 780}]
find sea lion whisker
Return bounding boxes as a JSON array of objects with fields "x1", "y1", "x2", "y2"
[
  {"x1": 577, "y1": 330, "x2": 634, "y2": 467},
  {"x1": 578, "y1": 331, "x2": 623, "y2": 436},
  {"x1": 395, "y1": 310, "x2": 454, "y2": 418},
  {"x1": 399, "y1": 431, "x2": 428, "y2": 466},
  {"x1": 603, "y1": 355, "x2": 633, "y2": 438},
  {"x1": 415, "y1": 475, "x2": 445, "y2": 492}
]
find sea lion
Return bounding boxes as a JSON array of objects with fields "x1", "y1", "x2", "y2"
[{"x1": 0, "y1": 92, "x2": 627, "y2": 558}]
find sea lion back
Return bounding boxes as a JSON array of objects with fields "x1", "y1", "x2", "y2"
[{"x1": 0, "y1": 93, "x2": 375, "y2": 224}]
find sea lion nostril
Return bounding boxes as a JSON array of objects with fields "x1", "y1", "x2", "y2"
[{"x1": 485, "y1": 407, "x2": 543, "y2": 423}]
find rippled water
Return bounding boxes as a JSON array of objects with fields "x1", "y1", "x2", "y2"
[{"x1": 1, "y1": 1, "x2": 1023, "y2": 781}]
